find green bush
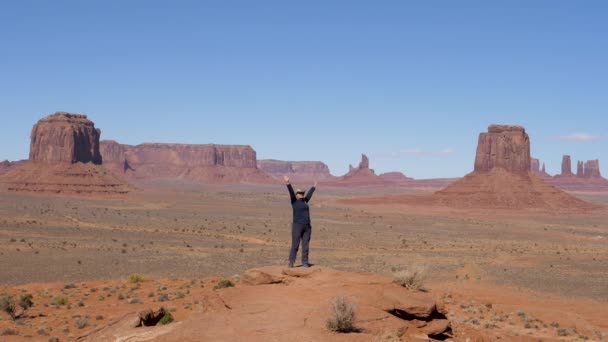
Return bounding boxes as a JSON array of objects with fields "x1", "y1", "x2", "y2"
[
  {"x1": 19, "y1": 294, "x2": 34, "y2": 310},
  {"x1": 0, "y1": 294, "x2": 15, "y2": 318},
  {"x1": 159, "y1": 312, "x2": 174, "y2": 325}
]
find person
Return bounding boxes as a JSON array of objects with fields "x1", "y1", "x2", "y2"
[{"x1": 283, "y1": 175, "x2": 317, "y2": 268}]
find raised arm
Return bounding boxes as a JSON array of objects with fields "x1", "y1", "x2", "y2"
[
  {"x1": 284, "y1": 176, "x2": 296, "y2": 203},
  {"x1": 305, "y1": 181, "x2": 317, "y2": 202}
]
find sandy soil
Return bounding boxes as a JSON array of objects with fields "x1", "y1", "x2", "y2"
[{"x1": 0, "y1": 181, "x2": 606, "y2": 341}]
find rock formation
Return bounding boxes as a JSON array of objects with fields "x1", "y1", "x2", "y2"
[
  {"x1": 531, "y1": 158, "x2": 540, "y2": 173},
  {"x1": 474, "y1": 125, "x2": 530, "y2": 173},
  {"x1": 576, "y1": 161, "x2": 584, "y2": 177},
  {"x1": 378, "y1": 171, "x2": 412, "y2": 183},
  {"x1": 546, "y1": 157, "x2": 608, "y2": 191},
  {"x1": 531, "y1": 157, "x2": 550, "y2": 178},
  {"x1": 323, "y1": 154, "x2": 413, "y2": 187},
  {"x1": 583, "y1": 160, "x2": 601, "y2": 178},
  {"x1": 257, "y1": 159, "x2": 335, "y2": 182},
  {"x1": 434, "y1": 125, "x2": 595, "y2": 210},
  {"x1": 560, "y1": 155, "x2": 573, "y2": 177},
  {"x1": 99, "y1": 141, "x2": 272, "y2": 184},
  {"x1": 0, "y1": 113, "x2": 131, "y2": 194},
  {"x1": 29, "y1": 112, "x2": 102, "y2": 165}
]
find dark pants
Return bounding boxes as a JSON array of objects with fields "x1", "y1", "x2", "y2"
[{"x1": 289, "y1": 223, "x2": 311, "y2": 264}]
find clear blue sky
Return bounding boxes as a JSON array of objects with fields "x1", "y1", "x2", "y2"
[{"x1": 1, "y1": 1, "x2": 606, "y2": 178}]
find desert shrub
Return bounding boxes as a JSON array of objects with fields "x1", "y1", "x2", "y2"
[
  {"x1": 128, "y1": 274, "x2": 146, "y2": 283},
  {"x1": 51, "y1": 297, "x2": 68, "y2": 306},
  {"x1": 326, "y1": 296, "x2": 356, "y2": 333},
  {"x1": 0, "y1": 328, "x2": 19, "y2": 336},
  {"x1": 48, "y1": 336, "x2": 59, "y2": 342},
  {"x1": 213, "y1": 279, "x2": 234, "y2": 290},
  {"x1": 117, "y1": 293, "x2": 125, "y2": 300},
  {"x1": 0, "y1": 294, "x2": 16, "y2": 318},
  {"x1": 19, "y1": 294, "x2": 34, "y2": 310},
  {"x1": 393, "y1": 266, "x2": 427, "y2": 290},
  {"x1": 159, "y1": 312, "x2": 174, "y2": 325},
  {"x1": 75, "y1": 318, "x2": 88, "y2": 329}
]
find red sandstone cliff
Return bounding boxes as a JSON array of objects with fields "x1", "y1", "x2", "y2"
[{"x1": 100, "y1": 141, "x2": 271, "y2": 184}]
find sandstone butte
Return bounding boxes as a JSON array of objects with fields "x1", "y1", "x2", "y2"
[
  {"x1": 100, "y1": 140, "x2": 273, "y2": 184},
  {"x1": 434, "y1": 125, "x2": 596, "y2": 210},
  {"x1": 0, "y1": 112, "x2": 131, "y2": 195},
  {"x1": 257, "y1": 159, "x2": 336, "y2": 183}
]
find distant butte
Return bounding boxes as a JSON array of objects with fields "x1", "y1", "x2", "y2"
[
  {"x1": 0, "y1": 112, "x2": 131, "y2": 195},
  {"x1": 433, "y1": 125, "x2": 595, "y2": 209}
]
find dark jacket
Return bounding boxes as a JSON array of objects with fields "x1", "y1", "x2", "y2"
[{"x1": 287, "y1": 184, "x2": 315, "y2": 225}]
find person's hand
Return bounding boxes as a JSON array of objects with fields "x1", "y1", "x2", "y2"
[
  {"x1": 283, "y1": 175, "x2": 290, "y2": 184},
  {"x1": 314, "y1": 181, "x2": 318, "y2": 187}
]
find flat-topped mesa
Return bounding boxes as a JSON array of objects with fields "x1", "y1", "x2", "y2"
[
  {"x1": 474, "y1": 124, "x2": 530, "y2": 173},
  {"x1": 101, "y1": 141, "x2": 258, "y2": 168},
  {"x1": 29, "y1": 112, "x2": 102, "y2": 165},
  {"x1": 257, "y1": 160, "x2": 334, "y2": 181},
  {"x1": 583, "y1": 159, "x2": 602, "y2": 178},
  {"x1": 561, "y1": 155, "x2": 573, "y2": 176}
]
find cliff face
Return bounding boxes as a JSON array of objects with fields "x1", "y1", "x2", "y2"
[
  {"x1": 257, "y1": 160, "x2": 334, "y2": 182},
  {"x1": 29, "y1": 112, "x2": 102, "y2": 165},
  {"x1": 99, "y1": 141, "x2": 270, "y2": 184},
  {"x1": 474, "y1": 125, "x2": 530, "y2": 173}
]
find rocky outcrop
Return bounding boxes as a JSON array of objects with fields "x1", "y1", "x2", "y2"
[
  {"x1": 434, "y1": 125, "x2": 595, "y2": 210},
  {"x1": 474, "y1": 125, "x2": 530, "y2": 173},
  {"x1": 99, "y1": 141, "x2": 271, "y2": 184},
  {"x1": 78, "y1": 266, "x2": 453, "y2": 341},
  {"x1": 0, "y1": 113, "x2": 131, "y2": 195},
  {"x1": 560, "y1": 155, "x2": 573, "y2": 177},
  {"x1": 29, "y1": 112, "x2": 102, "y2": 165},
  {"x1": 583, "y1": 160, "x2": 601, "y2": 178},
  {"x1": 577, "y1": 161, "x2": 584, "y2": 177},
  {"x1": 257, "y1": 160, "x2": 335, "y2": 182}
]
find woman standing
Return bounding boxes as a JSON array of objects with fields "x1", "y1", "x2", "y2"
[{"x1": 284, "y1": 175, "x2": 317, "y2": 268}]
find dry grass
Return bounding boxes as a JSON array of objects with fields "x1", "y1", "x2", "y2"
[
  {"x1": 393, "y1": 266, "x2": 427, "y2": 291},
  {"x1": 326, "y1": 296, "x2": 356, "y2": 333}
]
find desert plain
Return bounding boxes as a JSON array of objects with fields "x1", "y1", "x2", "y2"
[{"x1": 0, "y1": 180, "x2": 606, "y2": 341}]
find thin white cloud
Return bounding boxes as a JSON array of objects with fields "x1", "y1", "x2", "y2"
[{"x1": 556, "y1": 133, "x2": 602, "y2": 142}]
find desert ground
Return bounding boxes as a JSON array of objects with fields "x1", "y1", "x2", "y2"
[{"x1": 0, "y1": 182, "x2": 607, "y2": 341}]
